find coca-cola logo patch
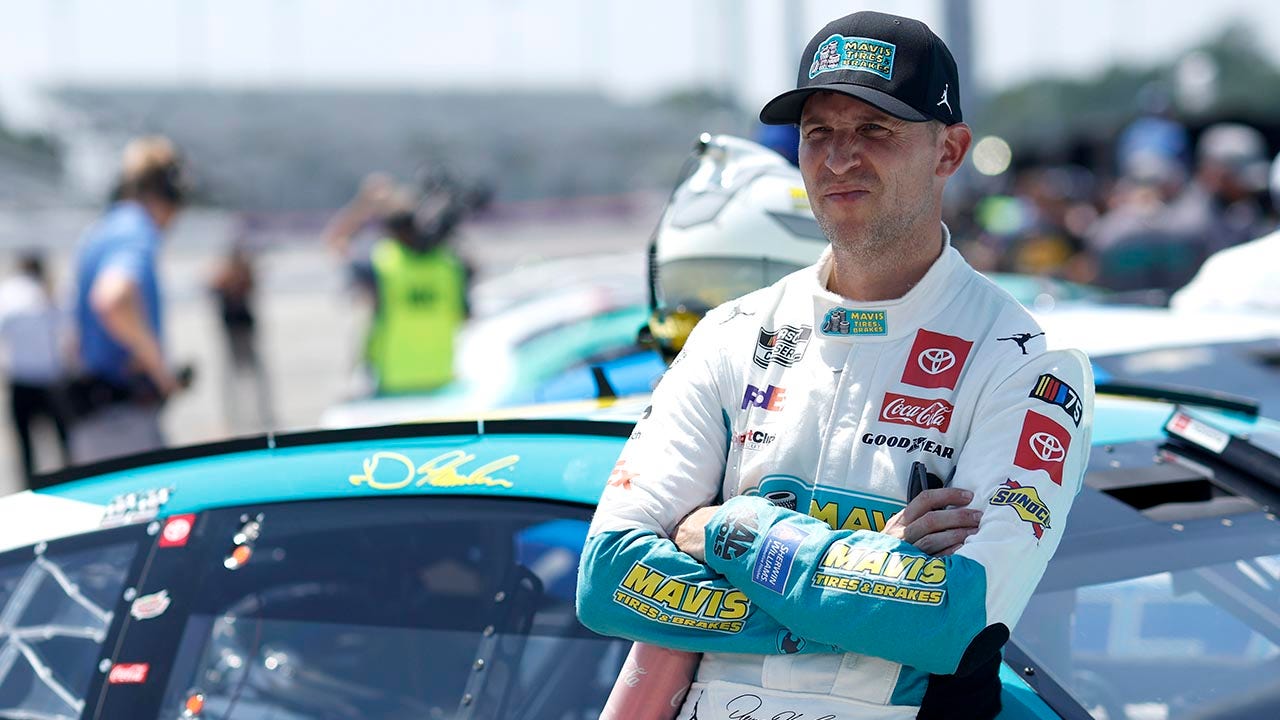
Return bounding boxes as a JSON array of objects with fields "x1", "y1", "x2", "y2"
[
  {"x1": 901, "y1": 329, "x2": 973, "y2": 390},
  {"x1": 879, "y1": 393, "x2": 954, "y2": 432}
]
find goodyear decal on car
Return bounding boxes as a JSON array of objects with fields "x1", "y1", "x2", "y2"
[
  {"x1": 990, "y1": 479, "x2": 1050, "y2": 539},
  {"x1": 348, "y1": 450, "x2": 518, "y2": 491},
  {"x1": 744, "y1": 475, "x2": 905, "y2": 532},
  {"x1": 613, "y1": 561, "x2": 750, "y2": 634},
  {"x1": 813, "y1": 543, "x2": 947, "y2": 606}
]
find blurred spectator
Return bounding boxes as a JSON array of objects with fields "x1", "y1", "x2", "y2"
[
  {"x1": 68, "y1": 136, "x2": 192, "y2": 464},
  {"x1": 1081, "y1": 122, "x2": 1270, "y2": 296},
  {"x1": 1084, "y1": 149, "x2": 1192, "y2": 294},
  {"x1": 0, "y1": 253, "x2": 70, "y2": 482},
  {"x1": 209, "y1": 238, "x2": 274, "y2": 432},
  {"x1": 1002, "y1": 166, "x2": 1098, "y2": 283},
  {"x1": 324, "y1": 174, "x2": 471, "y2": 396},
  {"x1": 1171, "y1": 150, "x2": 1280, "y2": 312},
  {"x1": 1166, "y1": 122, "x2": 1271, "y2": 252}
]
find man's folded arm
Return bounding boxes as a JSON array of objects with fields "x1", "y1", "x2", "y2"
[
  {"x1": 576, "y1": 307, "x2": 821, "y2": 655},
  {"x1": 703, "y1": 349, "x2": 1094, "y2": 675}
]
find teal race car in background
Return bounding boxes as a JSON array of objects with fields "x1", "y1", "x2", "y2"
[{"x1": 2, "y1": 387, "x2": 1279, "y2": 719}]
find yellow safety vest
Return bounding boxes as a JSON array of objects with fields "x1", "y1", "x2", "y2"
[{"x1": 365, "y1": 239, "x2": 465, "y2": 393}]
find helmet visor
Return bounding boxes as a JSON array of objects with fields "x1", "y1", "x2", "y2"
[{"x1": 656, "y1": 257, "x2": 805, "y2": 315}]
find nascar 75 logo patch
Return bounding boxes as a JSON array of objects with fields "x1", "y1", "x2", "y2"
[{"x1": 1029, "y1": 374, "x2": 1082, "y2": 427}]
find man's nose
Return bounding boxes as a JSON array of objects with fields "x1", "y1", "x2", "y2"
[{"x1": 825, "y1": 131, "x2": 863, "y2": 175}]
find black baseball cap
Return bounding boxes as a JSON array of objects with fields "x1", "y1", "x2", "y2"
[{"x1": 760, "y1": 11, "x2": 962, "y2": 126}]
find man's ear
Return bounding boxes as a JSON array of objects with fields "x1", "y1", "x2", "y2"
[{"x1": 936, "y1": 123, "x2": 972, "y2": 178}]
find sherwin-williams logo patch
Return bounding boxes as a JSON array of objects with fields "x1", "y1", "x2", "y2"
[
  {"x1": 820, "y1": 308, "x2": 887, "y2": 336},
  {"x1": 751, "y1": 523, "x2": 810, "y2": 594},
  {"x1": 990, "y1": 479, "x2": 1051, "y2": 539},
  {"x1": 809, "y1": 35, "x2": 896, "y2": 80}
]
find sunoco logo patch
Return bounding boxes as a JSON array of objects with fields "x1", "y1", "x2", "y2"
[
  {"x1": 809, "y1": 35, "x2": 897, "y2": 80},
  {"x1": 990, "y1": 479, "x2": 1050, "y2": 539}
]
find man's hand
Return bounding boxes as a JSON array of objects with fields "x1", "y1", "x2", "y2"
[
  {"x1": 882, "y1": 488, "x2": 980, "y2": 556},
  {"x1": 673, "y1": 506, "x2": 720, "y2": 563}
]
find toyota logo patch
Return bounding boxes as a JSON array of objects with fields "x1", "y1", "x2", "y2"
[
  {"x1": 1014, "y1": 409, "x2": 1072, "y2": 485},
  {"x1": 901, "y1": 329, "x2": 973, "y2": 390},
  {"x1": 1029, "y1": 432, "x2": 1065, "y2": 462},
  {"x1": 917, "y1": 348, "x2": 956, "y2": 375}
]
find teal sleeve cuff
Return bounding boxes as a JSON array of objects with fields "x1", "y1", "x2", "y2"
[
  {"x1": 703, "y1": 495, "x2": 992, "y2": 675},
  {"x1": 576, "y1": 526, "x2": 826, "y2": 656}
]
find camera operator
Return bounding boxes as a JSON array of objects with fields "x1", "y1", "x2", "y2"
[{"x1": 323, "y1": 172, "x2": 479, "y2": 395}]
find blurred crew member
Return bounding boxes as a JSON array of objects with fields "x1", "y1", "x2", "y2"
[
  {"x1": 325, "y1": 176, "x2": 469, "y2": 394},
  {"x1": 68, "y1": 136, "x2": 190, "y2": 464},
  {"x1": 0, "y1": 253, "x2": 71, "y2": 481}
]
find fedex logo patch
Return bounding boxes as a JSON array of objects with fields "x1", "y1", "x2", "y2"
[
  {"x1": 742, "y1": 384, "x2": 787, "y2": 412},
  {"x1": 901, "y1": 329, "x2": 973, "y2": 390},
  {"x1": 1013, "y1": 410, "x2": 1071, "y2": 485}
]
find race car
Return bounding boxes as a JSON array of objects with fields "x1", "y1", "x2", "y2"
[{"x1": 2, "y1": 387, "x2": 1278, "y2": 719}]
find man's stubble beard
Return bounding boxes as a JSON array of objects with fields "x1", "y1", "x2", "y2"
[{"x1": 815, "y1": 192, "x2": 930, "y2": 267}]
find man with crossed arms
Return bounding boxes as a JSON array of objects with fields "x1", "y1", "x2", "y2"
[{"x1": 579, "y1": 11, "x2": 1092, "y2": 720}]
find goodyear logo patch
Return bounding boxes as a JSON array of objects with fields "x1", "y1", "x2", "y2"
[
  {"x1": 820, "y1": 308, "x2": 887, "y2": 336},
  {"x1": 990, "y1": 479, "x2": 1051, "y2": 539},
  {"x1": 813, "y1": 543, "x2": 947, "y2": 606},
  {"x1": 1030, "y1": 374, "x2": 1083, "y2": 427},
  {"x1": 809, "y1": 35, "x2": 896, "y2": 80},
  {"x1": 614, "y1": 562, "x2": 750, "y2": 634}
]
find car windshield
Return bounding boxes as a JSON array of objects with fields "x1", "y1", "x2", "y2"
[
  {"x1": 0, "y1": 530, "x2": 141, "y2": 720},
  {"x1": 1014, "y1": 425, "x2": 1280, "y2": 720},
  {"x1": 150, "y1": 497, "x2": 626, "y2": 720}
]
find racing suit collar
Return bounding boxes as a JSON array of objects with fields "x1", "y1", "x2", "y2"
[{"x1": 809, "y1": 223, "x2": 968, "y2": 342}]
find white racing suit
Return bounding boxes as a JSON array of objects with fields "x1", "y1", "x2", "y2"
[{"x1": 577, "y1": 235, "x2": 1094, "y2": 719}]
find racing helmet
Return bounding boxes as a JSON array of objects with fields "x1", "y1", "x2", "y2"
[{"x1": 647, "y1": 133, "x2": 827, "y2": 357}]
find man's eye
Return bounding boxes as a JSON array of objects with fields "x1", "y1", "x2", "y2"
[
  {"x1": 862, "y1": 124, "x2": 889, "y2": 135},
  {"x1": 804, "y1": 126, "x2": 831, "y2": 138}
]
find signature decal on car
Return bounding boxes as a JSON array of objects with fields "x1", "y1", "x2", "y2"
[{"x1": 348, "y1": 450, "x2": 519, "y2": 491}]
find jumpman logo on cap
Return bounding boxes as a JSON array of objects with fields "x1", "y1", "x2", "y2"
[{"x1": 936, "y1": 84, "x2": 951, "y2": 114}]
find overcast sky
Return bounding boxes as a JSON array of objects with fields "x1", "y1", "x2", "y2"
[{"x1": 3, "y1": 0, "x2": 1280, "y2": 127}]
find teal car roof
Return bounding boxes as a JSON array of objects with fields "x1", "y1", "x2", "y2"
[
  {"x1": 33, "y1": 419, "x2": 632, "y2": 518},
  {"x1": 4, "y1": 392, "x2": 1273, "y2": 563}
]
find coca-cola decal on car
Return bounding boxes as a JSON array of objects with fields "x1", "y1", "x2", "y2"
[
  {"x1": 879, "y1": 392, "x2": 954, "y2": 432},
  {"x1": 108, "y1": 663, "x2": 150, "y2": 685}
]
